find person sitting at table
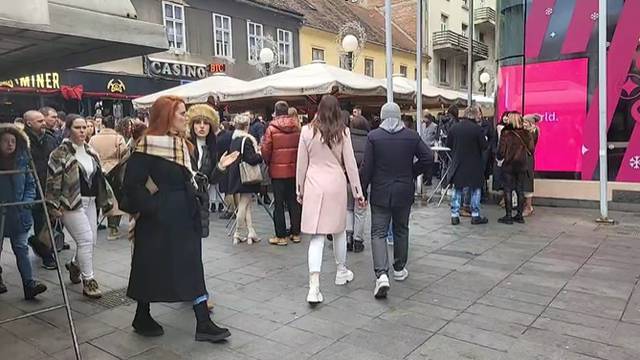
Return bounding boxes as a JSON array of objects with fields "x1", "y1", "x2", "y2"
[{"x1": 447, "y1": 106, "x2": 489, "y2": 226}]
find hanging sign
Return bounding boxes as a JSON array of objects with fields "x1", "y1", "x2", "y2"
[{"x1": 145, "y1": 58, "x2": 208, "y2": 80}]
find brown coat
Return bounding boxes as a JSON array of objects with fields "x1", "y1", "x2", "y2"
[
  {"x1": 498, "y1": 126, "x2": 534, "y2": 173},
  {"x1": 296, "y1": 126, "x2": 363, "y2": 234},
  {"x1": 261, "y1": 115, "x2": 300, "y2": 179},
  {"x1": 89, "y1": 128, "x2": 127, "y2": 173}
]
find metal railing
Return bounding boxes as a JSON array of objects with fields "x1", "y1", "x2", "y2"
[
  {"x1": 474, "y1": 7, "x2": 497, "y2": 24},
  {"x1": 432, "y1": 30, "x2": 489, "y2": 59}
]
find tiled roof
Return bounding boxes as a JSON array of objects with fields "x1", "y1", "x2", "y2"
[
  {"x1": 362, "y1": 0, "x2": 418, "y2": 41},
  {"x1": 245, "y1": 0, "x2": 304, "y2": 17},
  {"x1": 272, "y1": 0, "x2": 417, "y2": 53}
]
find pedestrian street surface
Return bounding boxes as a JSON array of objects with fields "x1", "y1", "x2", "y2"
[{"x1": 1, "y1": 202, "x2": 639, "y2": 359}]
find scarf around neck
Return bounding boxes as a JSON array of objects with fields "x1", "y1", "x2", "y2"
[{"x1": 135, "y1": 135, "x2": 196, "y2": 181}]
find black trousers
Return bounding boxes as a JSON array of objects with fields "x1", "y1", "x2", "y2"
[
  {"x1": 371, "y1": 205, "x2": 411, "y2": 277},
  {"x1": 271, "y1": 178, "x2": 301, "y2": 238},
  {"x1": 502, "y1": 170, "x2": 525, "y2": 216}
]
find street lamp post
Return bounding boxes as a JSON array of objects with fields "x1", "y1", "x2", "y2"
[
  {"x1": 259, "y1": 47, "x2": 274, "y2": 75},
  {"x1": 479, "y1": 71, "x2": 491, "y2": 97},
  {"x1": 342, "y1": 34, "x2": 359, "y2": 71}
]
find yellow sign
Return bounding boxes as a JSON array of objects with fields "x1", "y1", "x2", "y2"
[
  {"x1": 0, "y1": 72, "x2": 61, "y2": 89},
  {"x1": 107, "y1": 79, "x2": 126, "y2": 93}
]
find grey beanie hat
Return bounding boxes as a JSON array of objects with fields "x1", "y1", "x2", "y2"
[{"x1": 380, "y1": 102, "x2": 401, "y2": 120}]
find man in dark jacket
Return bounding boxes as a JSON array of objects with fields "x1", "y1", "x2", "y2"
[
  {"x1": 261, "y1": 101, "x2": 301, "y2": 246},
  {"x1": 23, "y1": 110, "x2": 59, "y2": 269},
  {"x1": 361, "y1": 102, "x2": 433, "y2": 299},
  {"x1": 250, "y1": 115, "x2": 266, "y2": 144},
  {"x1": 39, "y1": 106, "x2": 63, "y2": 146},
  {"x1": 446, "y1": 106, "x2": 489, "y2": 225}
]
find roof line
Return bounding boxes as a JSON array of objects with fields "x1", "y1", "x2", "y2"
[{"x1": 238, "y1": 0, "x2": 305, "y2": 19}]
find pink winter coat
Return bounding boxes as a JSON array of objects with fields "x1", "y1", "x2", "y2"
[{"x1": 296, "y1": 125, "x2": 363, "y2": 234}]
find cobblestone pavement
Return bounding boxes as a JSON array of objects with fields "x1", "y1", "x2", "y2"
[{"x1": 1, "y1": 202, "x2": 640, "y2": 360}]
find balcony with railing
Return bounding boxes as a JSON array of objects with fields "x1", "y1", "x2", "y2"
[
  {"x1": 432, "y1": 30, "x2": 489, "y2": 61},
  {"x1": 474, "y1": 7, "x2": 496, "y2": 31}
]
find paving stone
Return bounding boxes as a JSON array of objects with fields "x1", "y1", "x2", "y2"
[
  {"x1": 406, "y1": 334, "x2": 506, "y2": 360},
  {"x1": 0, "y1": 327, "x2": 49, "y2": 360},
  {"x1": 89, "y1": 330, "x2": 157, "y2": 359},
  {"x1": 219, "y1": 312, "x2": 283, "y2": 336},
  {"x1": 288, "y1": 314, "x2": 357, "y2": 340},
  {"x1": 477, "y1": 294, "x2": 547, "y2": 316},
  {"x1": 309, "y1": 341, "x2": 394, "y2": 360},
  {"x1": 52, "y1": 343, "x2": 119, "y2": 360},
  {"x1": 266, "y1": 325, "x2": 334, "y2": 355},
  {"x1": 341, "y1": 327, "x2": 430, "y2": 358},
  {"x1": 440, "y1": 321, "x2": 517, "y2": 352},
  {"x1": 550, "y1": 290, "x2": 628, "y2": 320}
]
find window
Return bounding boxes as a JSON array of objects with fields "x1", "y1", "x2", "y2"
[
  {"x1": 339, "y1": 53, "x2": 353, "y2": 70},
  {"x1": 162, "y1": 2, "x2": 185, "y2": 51},
  {"x1": 364, "y1": 58, "x2": 374, "y2": 77},
  {"x1": 439, "y1": 58, "x2": 449, "y2": 84},
  {"x1": 277, "y1": 29, "x2": 293, "y2": 67},
  {"x1": 247, "y1": 21, "x2": 263, "y2": 62},
  {"x1": 478, "y1": 32, "x2": 485, "y2": 43},
  {"x1": 213, "y1": 13, "x2": 232, "y2": 58},
  {"x1": 462, "y1": 23, "x2": 468, "y2": 37},
  {"x1": 312, "y1": 48, "x2": 325, "y2": 61},
  {"x1": 460, "y1": 64, "x2": 467, "y2": 87},
  {"x1": 399, "y1": 65, "x2": 408, "y2": 77},
  {"x1": 440, "y1": 14, "x2": 449, "y2": 31}
]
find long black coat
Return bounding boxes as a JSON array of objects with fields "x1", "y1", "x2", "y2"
[
  {"x1": 216, "y1": 129, "x2": 233, "y2": 193},
  {"x1": 361, "y1": 127, "x2": 433, "y2": 208},
  {"x1": 446, "y1": 118, "x2": 488, "y2": 189},
  {"x1": 122, "y1": 152, "x2": 223, "y2": 302},
  {"x1": 227, "y1": 134, "x2": 263, "y2": 194}
]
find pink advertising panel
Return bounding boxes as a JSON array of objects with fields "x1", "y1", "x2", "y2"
[{"x1": 497, "y1": 58, "x2": 589, "y2": 173}]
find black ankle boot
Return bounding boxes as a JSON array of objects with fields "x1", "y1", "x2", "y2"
[
  {"x1": 193, "y1": 301, "x2": 231, "y2": 342},
  {"x1": 0, "y1": 268, "x2": 7, "y2": 294},
  {"x1": 346, "y1": 232, "x2": 354, "y2": 252},
  {"x1": 24, "y1": 280, "x2": 47, "y2": 300},
  {"x1": 499, "y1": 191, "x2": 514, "y2": 225},
  {"x1": 132, "y1": 302, "x2": 164, "y2": 337}
]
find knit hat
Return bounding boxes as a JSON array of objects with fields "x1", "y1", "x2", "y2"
[
  {"x1": 380, "y1": 102, "x2": 401, "y2": 120},
  {"x1": 186, "y1": 103, "x2": 220, "y2": 128}
]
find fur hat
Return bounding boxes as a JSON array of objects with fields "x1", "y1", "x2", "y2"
[
  {"x1": 0, "y1": 123, "x2": 30, "y2": 151},
  {"x1": 187, "y1": 104, "x2": 220, "y2": 129}
]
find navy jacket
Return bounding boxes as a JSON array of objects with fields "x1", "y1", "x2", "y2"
[
  {"x1": 446, "y1": 118, "x2": 488, "y2": 189},
  {"x1": 360, "y1": 127, "x2": 433, "y2": 208}
]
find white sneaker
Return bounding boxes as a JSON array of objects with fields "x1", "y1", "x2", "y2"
[
  {"x1": 374, "y1": 274, "x2": 390, "y2": 299},
  {"x1": 335, "y1": 267, "x2": 354, "y2": 285},
  {"x1": 393, "y1": 268, "x2": 409, "y2": 281}
]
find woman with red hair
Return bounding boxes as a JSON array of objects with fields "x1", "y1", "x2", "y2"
[{"x1": 122, "y1": 96, "x2": 237, "y2": 342}]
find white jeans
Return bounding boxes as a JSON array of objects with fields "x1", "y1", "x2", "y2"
[
  {"x1": 62, "y1": 197, "x2": 97, "y2": 280},
  {"x1": 234, "y1": 193, "x2": 256, "y2": 238},
  {"x1": 308, "y1": 232, "x2": 347, "y2": 273}
]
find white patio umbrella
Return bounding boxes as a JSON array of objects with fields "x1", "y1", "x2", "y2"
[
  {"x1": 220, "y1": 61, "x2": 415, "y2": 103},
  {"x1": 132, "y1": 73, "x2": 249, "y2": 109},
  {"x1": 384, "y1": 76, "x2": 494, "y2": 106}
]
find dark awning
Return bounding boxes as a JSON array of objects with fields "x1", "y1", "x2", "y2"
[{"x1": 0, "y1": 0, "x2": 168, "y2": 78}]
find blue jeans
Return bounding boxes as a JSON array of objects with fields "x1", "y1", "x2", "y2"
[
  {"x1": 1, "y1": 232, "x2": 34, "y2": 287},
  {"x1": 451, "y1": 187, "x2": 481, "y2": 218}
]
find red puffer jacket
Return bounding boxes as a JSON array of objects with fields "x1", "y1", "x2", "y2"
[{"x1": 261, "y1": 116, "x2": 301, "y2": 179}]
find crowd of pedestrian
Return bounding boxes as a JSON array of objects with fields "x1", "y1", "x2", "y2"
[{"x1": 0, "y1": 95, "x2": 540, "y2": 346}]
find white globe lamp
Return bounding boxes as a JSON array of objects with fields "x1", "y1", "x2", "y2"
[
  {"x1": 342, "y1": 34, "x2": 359, "y2": 53},
  {"x1": 259, "y1": 47, "x2": 274, "y2": 64},
  {"x1": 479, "y1": 71, "x2": 491, "y2": 84}
]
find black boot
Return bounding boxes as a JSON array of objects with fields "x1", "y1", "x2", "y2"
[
  {"x1": 346, "y1": 232, "x2": 354, "y2": 252},
  {"x1": 0, "y1": 267, "x2": 7, "y2": 294},
  {"x1": 353, "y1": 241, "x2": 365, "y2": 253},
  {"x1": 193, "y1": 301, "x2": 230, "y2": 342},
  {"x1": 513, "y1": 192, "x2": 525, "y2": 224},
  {"x1": 24, "y1": 280, "x2": 47, "y2": 300},
  {"x1": 132, "y1": 302, "x2": 164, "y2": 337},
  {"x1": 498, "y1": 191, "x2": 514, "y2": 225}
]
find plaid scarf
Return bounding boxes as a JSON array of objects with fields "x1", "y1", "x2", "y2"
[{"x1": 128, "y1": 135, "x2": 195, "y2": 242}]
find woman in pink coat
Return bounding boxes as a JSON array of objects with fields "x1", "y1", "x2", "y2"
[{"x1": 296, "y1": 95, "x2": 365, "y2": 304}]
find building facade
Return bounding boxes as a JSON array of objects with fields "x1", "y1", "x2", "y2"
[{"x1": 497, "y1": 0, "x2": 639, "y2": 205}]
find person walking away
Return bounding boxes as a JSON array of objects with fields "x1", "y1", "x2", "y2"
[
  {"x1": 420, "y1": 112, "x2": 438, "y2": 186},
  {"x1": 121, "y1": 95, "x2": 235, "y2": 342},
  {"x1": 228, "y1": 114, "x2": 263, "y2": 245},
  {"x1": 262, "y1": 101, "x2": 301, "y2": 246},
  {"x1": 522, "y1": 114, "x2": 540, "y2": 216},
  {"x1": 361, "y1": 103, "x2": 433, "y2": 298},
  {"x1": 447, "y1": 106, "x2": 489, "y2": 225},
  {"x1": 250, "y1": 115, "x2": 266, "y2": 145},
  {"x1": 0, "y1": 124, "x2": 48, "y2": 299},
  {"x1": 217, "y1": 121, "x2": 235, "y2": 219},
  {"x1": 89, "y1": 116, "x2": 127, "y2": 240},
  {"x1": 346, "y1": 115, "x2": 370, "y2": 253},
  {"x1": 497, "y1": 112, "x2": 535, "y2": 224},
  {"x1": 46, "y1": 114, "x2": 115, "y2": 299},
  {"x1": 23, "y1": 110, "x2": 59, "y2": 269},
  {"x1": 297, "y1": 95, "x2": 365, "y2": 304}
]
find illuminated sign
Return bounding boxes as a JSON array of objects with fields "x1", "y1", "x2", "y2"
[
  {"x1": 107, "y1": 79, "x2": 126, "y2": 93},
  {"x1": 0, "y1": 72, "x2": 61, "y2": 89},
  {"x1": 209, "y1": 63, "x2": 226, "y2": 73},
  {"x1": 146, "y1": 58, "x2": 208, "y2": 80}
]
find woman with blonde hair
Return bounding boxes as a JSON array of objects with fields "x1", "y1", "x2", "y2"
[
  {"x1": 227, "y1": 113, "x2": 263, "y2": 244},
  {"x1": 497, "y1": 111, "x2": 534, "y2": 224},
  {"x1": 297, "y1": 95, "x2": 365, "y2": 304}
]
